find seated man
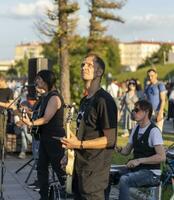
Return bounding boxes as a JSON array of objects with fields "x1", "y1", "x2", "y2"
[{"x1": 115, "y1": 99, "x2": 166, "y2": 200}]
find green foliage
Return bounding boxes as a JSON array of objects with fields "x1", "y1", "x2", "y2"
[
  {"x1": 42, "y1": 35, "x2": 88, "y2": 104},
  {"x1": 142, "y1": 44, "x2": 172, "y2": 67},
  {"x1": 88, "y1": 0, "x2": 125, "y2": 52},
  {"x1": 6, "y1": 68, "x2": 18, "y2": 78},
  {"x1": 42, "y1": 39, "x2": 58, "y2": 65},
  {"x1": 105, "y1": 37, "x2": 121, "y2": 74},
  {"x1": 14, "y1": 55, "x2": 28, "y2": 77},
  {"x1": 115, "y1": 64, "x2": 174, "y2": 87}
]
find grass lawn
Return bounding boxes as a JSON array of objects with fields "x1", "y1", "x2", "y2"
[
  {"x1": 115, "y1": 64, "x2": 174, "y2": 86},
  {"x1": 113, "y1": 128, "x2": 174, "y2": 200}
]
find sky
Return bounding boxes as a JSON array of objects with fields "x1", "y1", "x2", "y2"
[{"x1": 0, "y1": 0, "x2": 174, "y2": 60}]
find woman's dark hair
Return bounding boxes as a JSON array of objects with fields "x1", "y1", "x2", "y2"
[
  {"x1": 37, "y1": 70, "x2": 56, "y2": 91},
  {"x1": 135, "y1": 99, "x2": 153, "y2": 119},
  {"x1": 127, "y1": 79, "x2": 137, "y2": 92}
]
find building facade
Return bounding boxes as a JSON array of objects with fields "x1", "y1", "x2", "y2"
[
  {"x1": 119, "y1": 41, "x2": 174, "y2": 71},
  {"x1": 0, "y1": 60, "x2": 15, "y2": 71},
  {"x1": 15, "y1": 42, "x2": 44, "y2": 61}
]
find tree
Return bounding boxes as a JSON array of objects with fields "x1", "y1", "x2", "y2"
[
  {"x1": 141, "y1": 43, "x2": 172, "y2": 68},
  {"x1": 87, "y1": 0, "x2": 126, "y2": 52},
  {"x1": 37, "y1": 0, "x2": 79, "y2": 104},
  {"x1": 7, "y1": 68, "x2": 18, "y2": 78},
  {"x1": 42, "y1": 35, "x2": 88, "y2": 104},
  {"x1": 14, "y1": 55, "x2": 28, "y2": 77}
]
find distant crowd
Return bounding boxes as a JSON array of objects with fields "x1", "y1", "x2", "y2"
[
  {"x1": 106, "y1": 68, "x2": 174, "y2": 137},
  {"x1": 0, "y1": 67, "x2": 174, "y2": 159}
]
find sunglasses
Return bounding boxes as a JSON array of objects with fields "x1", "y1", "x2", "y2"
[{"x1": 132, "y1": 108, "x2": 141, "y2": 113}]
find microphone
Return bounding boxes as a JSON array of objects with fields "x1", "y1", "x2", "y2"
[
  {"x1": 23, "y1": 84, "x2": 36, "y2": 88},
  {"x1": 16, "y1": 84, "x2": 36, "y2": 89}
]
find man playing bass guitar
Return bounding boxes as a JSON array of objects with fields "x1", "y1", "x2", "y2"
[{"x1": 61, "y1": 54, "x2": 117, "y2": 200}]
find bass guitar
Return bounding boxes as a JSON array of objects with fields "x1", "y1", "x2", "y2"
[
  {"x1": 29, "y1": 109, "x2": 40, "y2": 140},
  {"x1": 64, "y1": 103, "x2": 75, "y2": 194},
  {"x1": 29, "y1": 98, "x2": 42, "y2": 140}
]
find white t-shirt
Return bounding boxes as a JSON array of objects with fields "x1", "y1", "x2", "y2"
[
  {"x1": 129, "y1": 123, "x2": 163, "y2": 147},
  {"x1": 129, "y1": 123, "x2": 163, "y2": 175},
  {"x1": 107, "y1": 82, "x2": 119, "y2": 99}
]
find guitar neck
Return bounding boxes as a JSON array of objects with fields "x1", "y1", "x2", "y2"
[{"x1": 65, "y1": 123, "x2": 71, "y2": 139}]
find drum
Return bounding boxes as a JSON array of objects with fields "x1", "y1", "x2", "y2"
[
  {"x1": 109, "y1": 164, "x2": 126, "y2": 185},
  {"x1": 167, "y1": 148, "x2": 174, "y2": 159}
]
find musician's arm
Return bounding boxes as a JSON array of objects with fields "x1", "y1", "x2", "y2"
[
  {"x1": 115, "y1": 143, "x2": 133, "y2": 156},
  {"x1": 27, "y1": 96, "x2": 61, "y2": 126},
  {"x1": 80, "y1": 129, "x2": 116, "y2": 149},
  {"x1": 61, "y1": 128, "x2": 116, "y2": 149},
  {"x1": 0, "y1": 100, "x2": 15, "y2": 110}
]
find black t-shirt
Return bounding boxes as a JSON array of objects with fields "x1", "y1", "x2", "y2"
[
  {"x1": 75, "y1": 88, "x2": 117, "y2": 172},
  {"x1": 0, "y1": 88, "x2": 13, "y2": 112},
  {"x1": 0, "y1": 88, "x2": 13, "y2": 102}
]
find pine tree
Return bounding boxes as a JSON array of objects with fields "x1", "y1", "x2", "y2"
[
  {"x1": 36, "y1": 0, "x2": 79, "y2": 103},
  {"x1": 88, "y1": 0, "x2": 126, "y2": 52}
]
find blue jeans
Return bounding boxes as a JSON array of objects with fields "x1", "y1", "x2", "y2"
[{"x1": 119, "y1": 169, "x2": 160, "y2": 200}]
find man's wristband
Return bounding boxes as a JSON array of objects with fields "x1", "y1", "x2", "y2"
[{"x1": 80, "y1": 141, "x2": 83, "y2": 149}]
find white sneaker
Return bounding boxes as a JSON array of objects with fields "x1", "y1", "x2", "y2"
[{"x1": 18, "y1": 152, "x2": 26, "y2": 159}]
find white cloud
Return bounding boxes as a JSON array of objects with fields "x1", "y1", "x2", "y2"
[
  {"x1": 107, "y1": 14, "x2": 174, "y2": 41},
  {"x1": 0, "y1": 0, "x2": 53, "y2": 19},
  {"x1": 128, "y1": 14, "x2": 174, "y2": 29}
]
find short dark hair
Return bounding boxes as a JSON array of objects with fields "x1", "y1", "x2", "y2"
[
  {"x1": 147, "y1": 68, "x2": 157, "y2": 74},
  {"x1": 37, "y1": 70, "x2": 56, "y2": 91},
  {"x1": 85, "y1": 53, "x2": 105, "y2": 76},
  {"x1": 135, "y1": 99, "x2": 153, "y2": 119}
]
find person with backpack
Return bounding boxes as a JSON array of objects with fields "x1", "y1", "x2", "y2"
[{"x1": 144, "y1": 68, "x2": 166, "y2": 131}]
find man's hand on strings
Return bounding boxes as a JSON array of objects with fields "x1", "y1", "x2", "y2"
[{"x1": 61, "y1": 131, "x2": 81, "y2": 149}]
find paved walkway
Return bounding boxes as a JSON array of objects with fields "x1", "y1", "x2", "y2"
[
  {"x1": 2, "y1": 155, "x2": 39, "y2": 200},
  {"x1": 1, "y1": 154, "x2": 120, "y2": 200}
]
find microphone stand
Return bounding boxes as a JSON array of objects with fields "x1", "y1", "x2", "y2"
[
  {"x1": 0, "y1": 109, "x2": 7, "y2": 200},
  {"x1": 0, "y1": 88, "x2": 27, "y2": 200}
]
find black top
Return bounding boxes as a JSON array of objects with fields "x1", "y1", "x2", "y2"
[
  {"x1": 0, "y1": 88, "x2": 13, "y2": 111},
  {"x1": 75, "y1": 88, "x2": 117, "y2": 172},
  {"x1": 39, "y1": 90, "x2": 65, "y2": 137},
  {"x1": 132, "y1": 123, "x2": 160, "y2": 171}
]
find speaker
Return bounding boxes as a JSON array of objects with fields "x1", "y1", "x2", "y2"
[{"x1": 28, "y1": 58, "x2": 52, "y2": 99}]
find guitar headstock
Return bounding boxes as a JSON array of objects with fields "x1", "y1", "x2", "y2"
[{"x1": 65, "y1": 103, "x2": 76, "y2": 124}]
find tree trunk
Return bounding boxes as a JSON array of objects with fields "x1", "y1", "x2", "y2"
[{"x1": 58, "y1": 0, "x2": 70, "y2": 104}]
